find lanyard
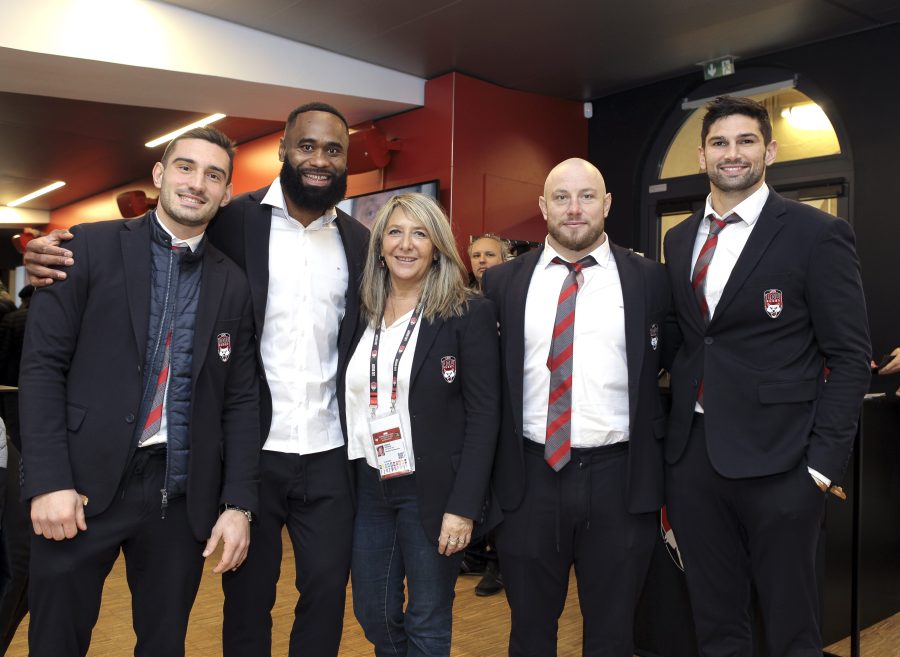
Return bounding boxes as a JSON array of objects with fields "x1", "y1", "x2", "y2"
[{"x1": 370, "y1": 304, "x2": 423, "y2": 416}]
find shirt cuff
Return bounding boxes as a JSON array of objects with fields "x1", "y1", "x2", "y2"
[{"x1": 808, "y1": 467, "x2": 831, "y2": 488}]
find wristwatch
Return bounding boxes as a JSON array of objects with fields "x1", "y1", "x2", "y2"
[{"x1": 222, "y1": 504, "x2": 254, "y2": 523}]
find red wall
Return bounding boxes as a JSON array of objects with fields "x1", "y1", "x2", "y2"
[{"x1": 49, "y1": 73, "x2": 587, "y2": 265}]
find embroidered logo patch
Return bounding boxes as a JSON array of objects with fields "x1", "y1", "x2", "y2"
[
  {"x1": 764, "y1": 289, "x2": 783, "y2": 319},
  {"x1": 441, "y1": 356, "x2": 457, "y2": 383},
  {"x1": 217, "y1": 332, "x2": 232, "y2": 362},
  {"x1": 649, "y1": 323, "x2": 659, "y2": 351}
]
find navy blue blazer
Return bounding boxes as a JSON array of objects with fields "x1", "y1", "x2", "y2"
[
  {"x1": 663, "y1": 188, "x2": 871, "y2": 482},
  {"x1": 483, "y1": 243, "x2": 671, "y2": 515},
  {"x1": 344, "y1": 296, "x2": 502, "y2": 543},
  {"x1": 19, "y1": 213, "x2": 260, "y2": 540}
]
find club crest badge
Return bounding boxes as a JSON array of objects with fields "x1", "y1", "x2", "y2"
[
  {"x1": 764, "y1": 289, "x2": 783, "y2": 319},
  {"x1": 649, "y1": 323, "x2": 659, "y2": 351},
  {"x1": 217, "y1": 332, "x2": 232, "y2": 362},
  {"x1": 441, "y1": 356, "x2": 457, "y2": 383}
]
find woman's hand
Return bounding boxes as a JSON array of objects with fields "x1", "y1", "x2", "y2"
[{"x1": 438, "y1": 513, "x2": 473, "y2": 556}]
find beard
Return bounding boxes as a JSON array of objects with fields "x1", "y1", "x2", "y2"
[
  {"x1": 157, "y1": 187, "x2": 217, "y2": 229},
  {"x1": 706, "y1": 159, "x2": 765, "y2": 193},
  {"x1": 280, "y1": 160, "x2": 348, "y2": 214},
  {"x1": 548, "y1": 221, "x2": 604, "y2": 254}
]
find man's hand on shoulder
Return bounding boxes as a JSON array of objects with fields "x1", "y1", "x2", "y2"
[
  {"x1": 24, "y1": 229, "x2": 75, "y2": 287},
  {"x1": 30, "y1": 489, "x2": 87, "y2": 540}
]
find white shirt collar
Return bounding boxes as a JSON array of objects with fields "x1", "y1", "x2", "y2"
[
  {"x1": 153, "y1": 212, "x2": 204, "y2": 252},
  {"x1": 540, "y1": 233, "x2": 612, "y2": 269},
  {"x1": 261, "y1": 178, "x2": 338, "y2": 226},
  {"x1": 703, "y1": 183, "x2": 770, "y2": 227}
]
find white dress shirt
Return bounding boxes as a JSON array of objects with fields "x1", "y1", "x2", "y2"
[
  {"x1": 259, "y1": 179, "x2": 348, "y2": 455},
  {"x1": 140, "y1": 215, "x2": 205, "y2": 448},
  {"x1": 690, "y1": 185, "x2": 829, "y2": 487},
  {"x1": 345, "y1": 310, "x2": 420, "y2": 469},
  {"x1": 522, "y1": 236, "x2": 630, "y2": 448}
]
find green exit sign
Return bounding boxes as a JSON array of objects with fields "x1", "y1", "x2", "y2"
[{"x1": 702, "y1": 57, "x2": 735, "y2": 80}]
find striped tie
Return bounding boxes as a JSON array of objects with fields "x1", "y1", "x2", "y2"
[
  {"x1": 545, "y1": 255, "x2": 597, "y2": 471},
  {"x1": 140, "y1": 331, "x2": 172, "y2": 445},
  {"x1": 690, "y1": 213, "x2": 742, "y2": 324},
  {"x1": 691, "y1": 213, "x2": 741, "y2": 405},
  {"x1": 139, "y1": 244, "x2": 186, "y2": 445}
]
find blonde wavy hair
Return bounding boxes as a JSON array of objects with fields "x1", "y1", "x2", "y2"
[{"x1": 361, "y1": 193, "x2": 470, "y2": 326}]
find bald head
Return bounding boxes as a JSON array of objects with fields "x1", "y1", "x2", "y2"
[
  {"x1": 539, "y1": 158, "x2": 612, "y2": 261},
  {"x1": 543, "y1": 158, "x2": 607, "y2": 198}
]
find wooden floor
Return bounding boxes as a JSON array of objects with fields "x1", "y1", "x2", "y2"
[{"x1": 7, "y1": 531, "x2": 899, "y2": 656}]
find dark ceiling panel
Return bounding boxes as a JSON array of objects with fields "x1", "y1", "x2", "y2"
[
  {"x1": 162, "y1": 0, "x2": 896, "y2": 99},
  {"x1": 0, "y1": 92, "x2": 282, "y2": 210}
]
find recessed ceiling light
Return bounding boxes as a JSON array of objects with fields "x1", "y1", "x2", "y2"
[
  {"x1": 7, "y1": 181, "x2": 66, "y2": 207},
  {"x1": 145, "y1": 113, "x2": 227, "y2": 148}
]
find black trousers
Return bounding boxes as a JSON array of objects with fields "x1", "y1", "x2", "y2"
[
  {"x1": 28, "y1": 448, "x2": 205, "y2": 657},
  {"x1": 223, "y1": 447, "x2": 354, "y2": 657},
  {"x1": 0, "y1": 443, "x2": 30, "y2": 654},
  {"x1": 666, "y1": 414, "x2": 827, "y2": 657},
  {"x1": 496, "y1": 441, "x2": 656, "y2": 657}
]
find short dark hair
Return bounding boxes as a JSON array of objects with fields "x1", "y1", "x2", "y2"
[
  {"x1": 285, "y1": 102, "x2": 349, "y2": 132},
  {"x1": 701, "y1": 96, "x2": 773, "y2": 146},
  {"x1": 161, "y1": 126, "x2": 237, "y2": 183}
]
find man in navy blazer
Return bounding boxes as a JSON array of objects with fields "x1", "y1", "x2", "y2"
[
  {"x1": 483, "y1": 158, "x2": 670, "y2": 656},
  {"x1": 663, "y1": 96, "x2": 871, "y2": 657},
  {"x1": 22, "y1": 102, "x2": 369, "y2": 657},
  {"x1": 19, "y1": 128, "x2": 260, "y2": 657}
]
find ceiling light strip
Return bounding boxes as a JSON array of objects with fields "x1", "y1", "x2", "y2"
[
  {"x1": 145, "y1": 113, "x2": 227, "y2": 148},
  {"x1": 7, "y1": 181, "x2": 66, "y2": 207}
]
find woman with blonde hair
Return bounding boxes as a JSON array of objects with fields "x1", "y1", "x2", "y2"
[{"x1": 342, "y1": 193, "x2": 500, "y2": 656}]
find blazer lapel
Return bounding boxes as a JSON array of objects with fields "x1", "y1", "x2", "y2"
[
  {"x1": 410, "y1": 314, "x2": 442, "y2": 388},
  {"x1": 507, "y1": 248, "x2": 542, "y2": 434},
  {"x1": 242, "y1": 190, "x2": 272, "y2": 333},
  {"x1": 120, "y1": 215, "x2": 152, "y2": 361},
  {"x1": 710, "y1": 190, "x2": 786, "y2": 325},
  {"x1": 669, "y1": 210, "x2": 706, "y2": 333},
  {"x1": 192, "y1": 247, "x2": 226, "y2": 379},
  {"x1": 611, "y1": 244, "x2": 644, "y2": 425}
]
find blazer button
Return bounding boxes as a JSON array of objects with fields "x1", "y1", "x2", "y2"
[
  {"x1": 125, "y1": 413, "x2": 136, "y2": 424},
  {"x1": 704, "y1": 337, "x2": 714, "y2": 345}
]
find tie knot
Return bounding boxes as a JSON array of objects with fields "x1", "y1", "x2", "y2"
[
  {"x1": 552, "y1": 255, "x2": 597, "y2": 273},
  {"x1": 707, "y1": 213, "x2": 742, "y2": 236},
  {"x1": 170, "y1": 244, "x2": 190, "y2": 255}
]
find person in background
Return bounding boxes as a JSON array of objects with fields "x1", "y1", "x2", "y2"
[
  {"x1": 0, "y1": 285, "x2": 34, "y2": 386},
  {"x1": 468, "y1": 233, "x2": 509, "y2": 290},
  {"x1": 662, "y1": 96, "x2": 870, "y2": 657},
  {"x1": 18, "y1": 127, "x2": 259, "y2": 657},
  {"x1": 343, "y1": 193, "x2": 500, "y2": 656},
  {"x1": 483, "y1": 158, "x2": 671, "y2": 656},
  {"x1": 462, "y1": 232, "x2": 510, "y2": 597},
  {"x1": 873, "y1": 348, "x2": 900, "y2": 397}
]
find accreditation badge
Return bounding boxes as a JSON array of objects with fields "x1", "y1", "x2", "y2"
[{"x1": 369, "y1": 413, "x2": 414, "y2": 480}]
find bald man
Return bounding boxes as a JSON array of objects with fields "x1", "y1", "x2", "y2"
[{"x1": 482, "y1": 159, "x2": 671, "y2": 657}]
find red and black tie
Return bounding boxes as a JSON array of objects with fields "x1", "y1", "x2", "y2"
[
  {"x1": 545, "y1": 255, "x2": 597, "y2": 471},
  {"x1": 690, "y1": 214, "x2": 741, "y2": 404}
]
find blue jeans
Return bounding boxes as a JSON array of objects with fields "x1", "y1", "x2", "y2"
[{"x1": 351, "y1": 460, "x2": 463, "y2": 657}]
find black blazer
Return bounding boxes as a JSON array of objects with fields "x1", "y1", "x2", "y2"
[
  {"x1": 205, "y1": 186, "x2": 370, "y2": 442},
  {"x1": 345, "y1": 296, "x2": 502, "y2": 543},
  {"x1": 663, "y1": 188, "x2": 871, "y2": 482},
  {"x1": 483, "y1": 243, "x2": 671, "y2": 515},
  {"x1": 19, "y1": 214, "x2": 260, "y2": 540}
]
